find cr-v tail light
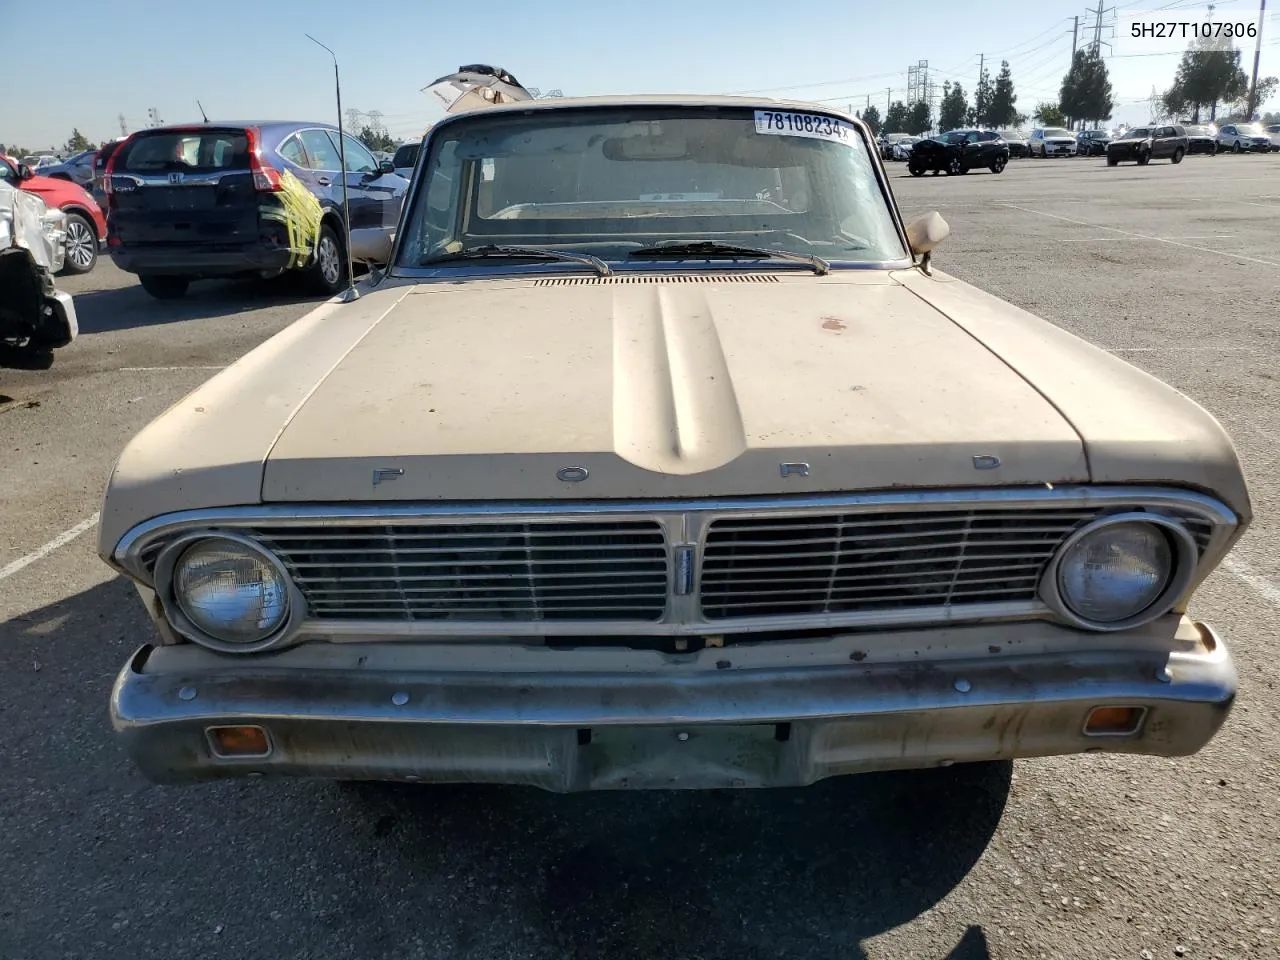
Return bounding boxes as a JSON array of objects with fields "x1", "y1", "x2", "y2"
[{"x1": 245, "y1": 127, "x2": 282, "y2": 192}]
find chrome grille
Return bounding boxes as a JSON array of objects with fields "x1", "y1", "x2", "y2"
[
  {"x1": 254, "y1": 520, "x2": 668, "y2": 622},
  {"x1": 700, "y1": 508, "x2": 1094, "y2": 619},
  {"x1": 118, "y1": 487, "x2": 1238, "y2": 637}
]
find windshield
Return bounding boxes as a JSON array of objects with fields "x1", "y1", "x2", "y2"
[
  {"x1": 117, "y1": 129, "x2": 250, "y2": 173},
  {"x1": 1043, "y1": 128, "x2": 1072, "y2": 138},
  {"x1": 1236, "y1": 123, "x2": 1264, "y2": 136},
  {"x1": 396, "y1": 106, "x2": 907, "y2": 271},
  {"x1": 940, "y1": 132, "x2": 970, "y2": 144},
  {"x1": 1126, "y1": 128, "x2": 1152, "y2": 139}
]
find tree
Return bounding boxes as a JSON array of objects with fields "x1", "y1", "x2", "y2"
[
  {"x1": 972, "y1": 66, "x2": 994, "y2": 127},
  {"x1": 64, "y1": 128, "x2": 92, "y2": 153},
  {"x1": 987, "y1": 61, "x2": 1020, "y2": 129},
  {"x1": 1033, "y1": 102, "x2": 1067, "y2": 126},
  {"x1": 906, "y1": 100, "x2": 932, "y2": 135},
  {"x1": 883, "y1": 101, "x2": 909, "y2": 134},
  {"x1": 358, "y1": 125, "x2": 396, "y2": 153},
  {"x1": 1165, "y1": 37, "x2": 1250, "y2": 121},
  {"x1": 861, "y1": 104, "x2": 882, "y2": 136},
  {"x1": 1231, "y1": 76, "x2": 1278, "y2": 119},
  {"x1": 1060, "y1": 48, "x2": 1113, "y2": 127},
  {"x1": 938, "y1": 82, "x2": 969, "y2": 132}
]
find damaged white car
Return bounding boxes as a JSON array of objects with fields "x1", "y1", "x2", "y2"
[{"x1": 0, "y1": 181, "x2": 78, "y2": 370}]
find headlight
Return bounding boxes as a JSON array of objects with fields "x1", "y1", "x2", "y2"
[
  {"x1": 1042, "y1": 515, "x2": 1199, "y2": 631},
  {"x1": 159, "y1": 535, "x2": 295, "y2": 651}
]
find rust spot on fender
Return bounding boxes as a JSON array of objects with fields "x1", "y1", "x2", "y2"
[{"x1": 821, "y1": 317, "x2": 847, "y2": 332}]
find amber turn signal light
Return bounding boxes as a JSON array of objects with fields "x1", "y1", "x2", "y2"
[
  {"x1": 1083, "y1": 705, "x2": 1147, "y2": 737},
  {"x1": 206, "y1": 725, "x2": 272, "y2": 757}
]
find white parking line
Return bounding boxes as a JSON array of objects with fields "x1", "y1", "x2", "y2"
[
  {"x1": 119, "y1": 366, "x2": 225, "y2": 372},
  {"x1": 0, "y1": 514, "x2": 100, "y2": 584},
  {"x1": 1058, "y1": 235, "x2": 1234, "y2": 242},
  {"x1": 1223, "y1": 556, "x2": 1280, "y2": 611},
  {"x1": 1001, "y1": 202, "x2": 1280, "y2": 268}
]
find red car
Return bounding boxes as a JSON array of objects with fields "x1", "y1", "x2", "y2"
[{"x1": 0, "y1": 153, "x2": 105, "y2": 274}]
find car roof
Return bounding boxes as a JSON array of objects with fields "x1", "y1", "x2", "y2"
[{"x1": 129, "y1": 120, "x2": 338, "y2": 134}]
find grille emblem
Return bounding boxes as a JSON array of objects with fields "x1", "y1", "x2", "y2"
[
  {"x1": 556, "y1": 466, "x2": 589, "y2": 483},
  {"x1": 780, "y1": 462, "x2": 811, "y2": 478},
  {"x1": 168, "y1": 172, "x2": 184, "y2": 184},
  {"x1": 972, "y1": 455, "x2": 1002, "y2": 470},
  {"x1": 674, "y1": 545, "x2": 695, "y2": 596},
  {"x1": 372, "y1": 467, "x2": 404, "y2": 486}
]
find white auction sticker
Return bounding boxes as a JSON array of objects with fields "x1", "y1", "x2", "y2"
[{"x1": 754, "y1": 110, "x2": 858, "y2": 144}]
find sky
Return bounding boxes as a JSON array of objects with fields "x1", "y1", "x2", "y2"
[{"x1": 3, "y1": 0, "x2": 1278, "y2": 151}]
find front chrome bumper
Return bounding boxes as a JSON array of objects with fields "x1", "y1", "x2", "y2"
[{"x1": 110, "y1": 619, "x2": 1236, "y2": 791}]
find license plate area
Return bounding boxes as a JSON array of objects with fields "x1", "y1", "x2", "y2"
[{"x1": 583, "y1": 722, "x2": 792, "y2": 789}]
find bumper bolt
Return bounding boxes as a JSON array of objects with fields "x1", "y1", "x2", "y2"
[
  {"x1": 1156, "y1": 667, "x2": 1173, "y2": 684},
  {"x1": 178, "y1": 686, "x2": 197, "y2": 701},
  {"x1": 391, "y1": 691, "x2": 410, "y2": 706},
  {"x1": 954, "y1": 678, "x2": 972, "y2": 693}
]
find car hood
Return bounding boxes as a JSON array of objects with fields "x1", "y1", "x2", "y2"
[
  {"x1": 98, "y1": 270, "x2": 1252, "y2": 554},
  {"x1": 259, "y1": 275, "x2": 1087, "y2": 501}
]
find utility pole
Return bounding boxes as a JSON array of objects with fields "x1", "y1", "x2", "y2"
[
  {"x1": 1071, "y1": 15, "x2": 1079, "y2": 60},
  {"x1": 1091, "y1": 0, "x2": 1104, "y2": 51},
  {"x1": 886, "y1": 87, "x2": 891, "y2": 113},
  {"x1": 117, "y1": 113, "x2": 127, "y2": 137},
  {"x1": 977, "y1": 53, "x2": 985, "y2": 126},
  {"x1": 1246, "y1": 0, "x2": 1267, "y2": 119}
]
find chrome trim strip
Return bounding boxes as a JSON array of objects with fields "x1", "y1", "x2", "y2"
[{"x1": 111, "y1": 486, "x2": 1239, "y2": 645}]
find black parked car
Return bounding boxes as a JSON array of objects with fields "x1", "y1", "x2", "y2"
[
  {"x1": 1106, "y1": 125, "x2": 1188, "y2": 166},
  {"x1": 907, "y1": 129, "x2": 1010, "y2": 176},
  {"x1": 104, "y1": 121, "x2": 409, "y2": 299},
  {"x1": 1076, "y1": 129, "x2": 1111, "y2": 156},
  {"x1": 1183, "y1": 125, "x2": 1217, "y2": 155}
]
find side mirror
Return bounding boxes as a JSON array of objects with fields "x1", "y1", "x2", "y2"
[
  {"x1": 17, "y1": 164, "x2": 35, "y2": 181},
  {"x1": 905, "y1": 211, "x2": 950, "y2": 256},
  {"x1": 378, "y1": 158, "x2": 395, "y2": 175}
]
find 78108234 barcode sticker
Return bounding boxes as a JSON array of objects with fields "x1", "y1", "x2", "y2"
[{"x1": 754, "y1": 111, "x2": 858, "y2": 144}]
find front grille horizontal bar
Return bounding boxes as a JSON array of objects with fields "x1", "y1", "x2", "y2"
[{"x1": 118, "y1": 487, "x2": 1237, "y2": 635}]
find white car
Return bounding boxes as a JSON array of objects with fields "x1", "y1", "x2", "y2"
[
  {"x1": 391, "y1": 140, "x2": 420, "y2": 180},
  {"x1": 1028, "y1": 128, "x2": 1077, "y2": 157},
  {"x1": 1266, "y1": 123, "x2": 1280, "y2": 151},
  {"x1": 891, "y1": 136, "x2": 920, "y2": 160},
  {"x1": 0, "y1": 181, "x2": 78, "y2": 369},
  {"x1": 1215, "y1": 123, "x2": 1272, "y2": 153}
]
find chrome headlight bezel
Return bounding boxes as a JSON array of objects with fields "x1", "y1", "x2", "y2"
[
  {"x1": 153, "y1": 531, "x2": 306, "y2": 654},
  {"x1": 1040, "y1": 512, "x2": 1200, "y2": 632}
]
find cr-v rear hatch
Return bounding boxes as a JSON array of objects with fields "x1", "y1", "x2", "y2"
[{"x1": 106, "y1": 127, "x2": 259, "y2": 246}]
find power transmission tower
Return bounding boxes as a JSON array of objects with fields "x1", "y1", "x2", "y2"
[
  {"x1": 118, "y1": 113, "x2": 128, "y2": 136},
  {"x1": 367, "y1": 109, "x2": 384, "y2": 132},
  {"x1": 345, "y1": 108, "x2": 363, "y2": 131},
  {"x1": 1091, "y1": 0, "x2": 1104, "y2": 51},
  {"x1": 145, "y1": 107, "x2": 163, "y2": 128}
]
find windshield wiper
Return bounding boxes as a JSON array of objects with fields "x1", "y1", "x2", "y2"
[
  {"x1": 420, "y1": 244, "x2": 610, "y2": 276},
  {"x1": 628, "y1": 240, "x2": 829, "y2": 275}
]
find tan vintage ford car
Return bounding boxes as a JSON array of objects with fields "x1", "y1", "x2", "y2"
[{"x1": 100, "y1": 95, "x2": 1251, "y2": 791}]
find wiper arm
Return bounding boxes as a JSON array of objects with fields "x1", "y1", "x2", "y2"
[
  {"x1": 420, "y1": 244, "x2": 610, "y2": 276},
  {"x1": 628, "y1": 240, "x2": 829, "y2": 275}
]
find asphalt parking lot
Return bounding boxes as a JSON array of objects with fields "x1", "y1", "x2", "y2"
[{"x1": 2, "y1": 153, "x2": 1279, "y2": 960}]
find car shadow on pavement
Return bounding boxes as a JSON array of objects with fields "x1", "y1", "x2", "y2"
[
  {"x1": 2, "y1": 577, "x2": 1004, "y2": 960},
  {"x1": 342, "y1": 735, "x2": 1009, "y2": 959},
  {"x1": 69, "y1": 276, "x2": 324, "y2": 334}
]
